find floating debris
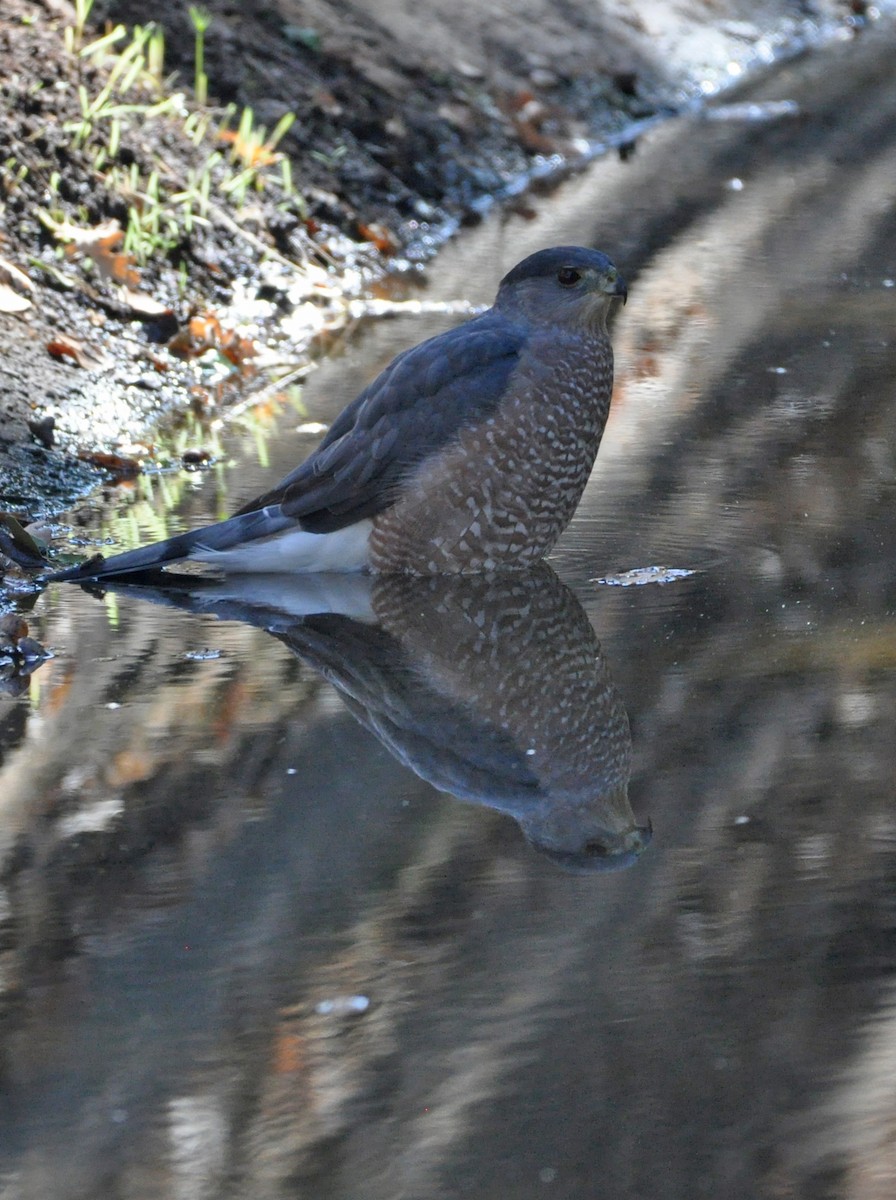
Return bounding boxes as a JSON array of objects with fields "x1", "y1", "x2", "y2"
[
  {"x1": 183, "y1": 648, "x2": 223, "y2": 661},
  {"x1": 703, "y1": 99, "x2": 800, "y2": 122},
  {"x1": 594, "y1": 566, "x2": 698, "y2": 587},
  {"x1": 314, "y1": 994, "x2": 371, "y2": 1017}
]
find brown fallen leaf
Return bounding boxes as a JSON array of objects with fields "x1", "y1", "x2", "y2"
[
  {"x1": 167, "y1": 311, "x2": 257, "y2": 368},
  {"x1": 220, "y1": 333, "x2": 257, "y2": 367},
  {"x1": 90, "y1": 237, "x2": 140, "y2": 289},
  {"x1": 51, "y1": 217, "x2": 141, "y2": 289},
  {"x1": 76, "y1": 450, "x2": 142, "y2": 476},
  {"x1": 167, "y1": 311, "x2": 224, "y2": 358},
  {"x1": 272, "y1": 1028, "x2": 306, "y2": 1075},
  {"x1": 311, "y1": 86, "x2": 342, "y2": 116},
  {"x1": 46, "y1": 335, "x2": 112, "y2": 370},
  {"x1": 357, "y1": 222, "x2": 399, "y2": 254}
]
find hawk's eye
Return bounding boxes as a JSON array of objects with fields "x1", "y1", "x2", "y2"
[{"x1": 557, "y1": 267, "x2": 582, "y2": 287}]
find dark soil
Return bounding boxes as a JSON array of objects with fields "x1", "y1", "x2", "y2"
[{"x1": 0, "y1": 0, "x2": 872, "y2": 520}]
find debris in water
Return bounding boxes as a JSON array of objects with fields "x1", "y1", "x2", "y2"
[
  {"x1": 594, "y1": 566, "x2": 697, "y2": 587},
  {"x1": 703, "y1": 99, "x2": 800, "y2": 122},
  {"x1": 314, "y1": 995, "x2": 371, "y2": 1017}
]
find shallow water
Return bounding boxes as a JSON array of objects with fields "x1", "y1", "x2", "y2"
[{"x1": 2, "y1": 21, "x2": 896, "y2": 1200}]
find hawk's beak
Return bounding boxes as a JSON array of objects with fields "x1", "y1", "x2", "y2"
[{"x1": 601, "y1": 272, "x2": 628, "y2": 305}]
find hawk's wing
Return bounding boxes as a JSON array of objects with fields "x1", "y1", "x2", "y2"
[{"x1": 237, "y1": 311, "x2": 527, "y2": 534}]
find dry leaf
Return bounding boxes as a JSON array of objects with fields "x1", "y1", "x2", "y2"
[
  {"x1": 0, "y1": 255, "x2": 33, "y2": 312},
  {"x1": 77, "y1": 450, "x2": 142, "y2": 476},
  {"x1": 52, "y1": 217, "x2": 122, "y2": 247},
  {"x1": 311, "y1": 87, "x2": 342, "y2": 116},
  {"x1": 47, "y1": 335, "x2": 112, "y2": 370},
  {"x1": 0, "y1": 256, "x2": 33, "y2": 292},
  {"x1": 0, "y1": 283, "x2": 32, "y2": 313},
  {"x1": 220, "y1": 332, "x2": 257, "y2": 367},
  {"x1": 357, "y1": 222, "x2": 399, "y2": 254},
  {"x1": 91, "y1": 237, "x2": 140, "y2": 289},
  {"x1": 167, "y1": 311, "x2": 257, "y2": 367},
  {"x1": 167, "y1": 312, "x2": 223, "y2": 358},
  {"x1": 52, "y1": 218, "x2": 141, "y2": 289},
  {"x1": 121, "y1": 288, "x2": 172, "y2": 317}
]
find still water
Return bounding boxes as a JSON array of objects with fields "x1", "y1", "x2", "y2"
[{"x1": 2, "y1": 22, "x2": 896, "y2": 1200}]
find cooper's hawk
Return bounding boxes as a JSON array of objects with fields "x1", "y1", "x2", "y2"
[{"x1": 55, "y1": 245, "x2": 626, "y2": 580}]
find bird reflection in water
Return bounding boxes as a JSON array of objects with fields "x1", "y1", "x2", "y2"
[{"x1": 98, "y1": 563, "x2": 652, "y2": 872}]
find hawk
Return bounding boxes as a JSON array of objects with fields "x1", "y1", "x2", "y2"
[{"x1": 55, "y1": 245, "x2": 626, "y2": 580}]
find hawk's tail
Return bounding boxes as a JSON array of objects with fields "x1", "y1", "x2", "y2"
[{"x1": 50, "y1": 505, "x2": 293, "y2": 581}]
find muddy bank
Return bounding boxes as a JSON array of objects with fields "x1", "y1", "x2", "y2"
[{"x1": 0, "y1": 0, "x2": 887, "y2": 518}]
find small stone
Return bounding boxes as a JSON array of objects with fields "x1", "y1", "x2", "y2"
[
  {"x1": 182, "y1": 448, "x2": 212, "y2": 468},
  {"x1": 455, "y1": 59, "x2": 484, "y2": 79},
  {"x1": 27, "y1": 415, "x2": 55, "y2": 449},
  {"x1": 16, "y1": 637, "x2": 47, "y2": 662}
]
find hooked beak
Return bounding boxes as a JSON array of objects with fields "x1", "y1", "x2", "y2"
[{"x1": 600, "y1": 271, "x2": 628, "y2": 305}]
